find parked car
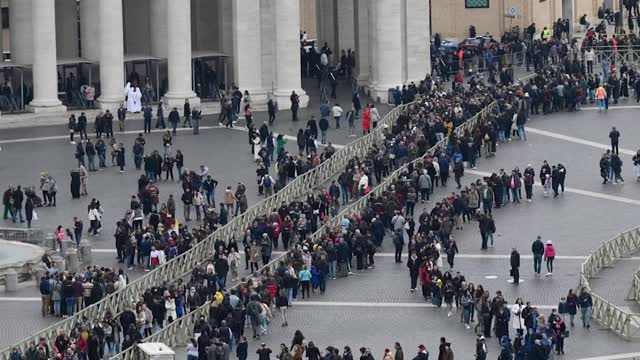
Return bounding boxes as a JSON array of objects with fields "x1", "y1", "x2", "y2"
[{"x1": 458, "y1": 36, "x2": 495, "y2": 50}]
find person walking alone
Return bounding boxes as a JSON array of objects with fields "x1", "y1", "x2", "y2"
[
  {"x1": 609, "y1": 126, "x2": 620, "y2": 155},
  {"x1": 510, "y1": 248, "x2": 520, "y2": 284}
]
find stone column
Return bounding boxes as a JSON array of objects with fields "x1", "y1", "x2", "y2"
[
  {"x1": 149, "y1": 0, "x2": 168, "y2": 59},
  {"x1": 232, "y1": 0, "x2": 268, "y2": 104},
  {"x1": 9, "y1": 0, "x2": 33, "y2": 65},
  {"x1": 404, "y1": 0, "x2": 431, "y2": 83},
  {"x1": 98, "y1": 0, "x2": 125, "y2": 112},
  {"x1": 369, "y1": 0, "x2": 403, "y2": 102},
  {"x1": 354, "y1": 0, "x2": 369, "y2": 86},
  {"x1": 163, "y1": 0, "x2": 200, "y2": 107},
  {"x1": 316, "y1": 0, "x2": 336, "y2": 55},
  {"x1": 55, "y1": 0, "x2": 79, "y2": 59},
  {"x1": 273, "y1": 0, "x2": 309, "y2": 108},
  {"x1": 28, "y1": 0, "x2": 66, "y2": 113},
  {"x1": 337, "y1": 0, "x2": 355, "y2": 52},
  {"x1": 79, "y1": 0, "x2": 100, "y2": 61}
]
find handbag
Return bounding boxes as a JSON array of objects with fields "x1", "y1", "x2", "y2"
[{"x1": 33, "y1": 211, "x2": 38, "y2": 221}]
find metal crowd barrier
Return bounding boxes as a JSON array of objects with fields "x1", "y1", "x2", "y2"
[
  {"x1": 592, "y1": 46, "x2": 640, "y2": 67},
  {"x1": 109, "y1": 96, "x2": 504, "y2": 360},
  {"x1": 579, "y1": 226, "x2": 640, "y2": 340},
  {"x1": 0, "y1": 101, "x2": 408, "y2": 360},
  {"x1": 634, "y1": 268, "x2": 640, "y2": 304}
]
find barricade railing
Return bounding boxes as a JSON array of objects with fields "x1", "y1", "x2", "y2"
[
  {"x1": 112, "y1": 252, "x2": 289, "y2": 360},
  {"x1": 579, "y1": 226, "x2": 640, "y2": 340},
  {"x1": 592, "y1": 46, "x2": 640, "y2": 66},
  {"x1": 0, "y1": 100, "x2": 408, "y2": 360},
  {"x1": 634, "y1": 268, "x2": 640, "y2": 304},
  {"x1": 109, "y1": 96, "x2": 503, "y2": 360}
]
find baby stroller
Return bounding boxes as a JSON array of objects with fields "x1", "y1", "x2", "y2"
[{"x1": 24, "y1": 185, "x2": 44, "y2": 207}]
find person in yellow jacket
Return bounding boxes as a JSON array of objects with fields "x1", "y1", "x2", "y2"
[
  {"x1": 541, "y1": 27, "x2": 550, "y2": 41},
  {"x1": 595, "y1": 85, "x2": 607, "y2": 111}
]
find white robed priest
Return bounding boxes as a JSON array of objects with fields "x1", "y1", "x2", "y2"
[{"x1": 124, "y1": 81, "x2": 142, "y2": 113}]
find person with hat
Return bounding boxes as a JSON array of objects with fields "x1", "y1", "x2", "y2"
[
  {"x1": 257, "y1": 343, "x2": 272, "y2": 360},
  {"x1": 383, "y1": 348, "x2": 393, "y2": 360},
  {"x1": 475, "y1": 336, "x2": 487, "y2": 360},
  {"x1": 544, "y1": 240, "x2": 556, "y2": 277},
  {"x1": 412, "y1": 345, "x2": 429, "y2": 360}
]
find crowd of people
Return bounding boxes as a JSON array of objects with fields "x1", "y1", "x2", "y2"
[{"x1": 12, "y1": 26, "x2": 640, "y2": 360}]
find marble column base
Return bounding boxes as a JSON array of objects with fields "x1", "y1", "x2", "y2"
[
  {"x1": 26, "y1": 102, "x2": 67, "y2": 114},
  {"x1": 163, "y1": 91, "x2": 201, "y2": 108}
]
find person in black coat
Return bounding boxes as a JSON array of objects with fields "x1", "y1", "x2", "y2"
[
  {"x1": 510, "y1": 248, "x2": 520, "y2": 284},
  {"x1": 117, "y1": 144, "x2": 126, "y2": 173},
  {"x1": 407, "y1": 253, "x2": 420, "y2": 292},
  {"x1": 25, "y1": 197, "x2": 34, "y2": 228}
]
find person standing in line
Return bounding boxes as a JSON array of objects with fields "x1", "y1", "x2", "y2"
[
  {"x1": 609, "y1": 126, "x2": 620, "y2": 155},
  {"x1": 577, "y1": 288, "x2": 593, "y2": 329},
  {"x1": 182, "y1": 188, "x2": 193, "y2": 222},
  {"x1": 544, "y1": 240, "x2": 556, "y2": 277},
  {"x1": 531, "y1": 235, "x2": 544, "y2": 275},
  {"x1": 510, "y1": 248, "x2": 520, "y2": 284},
  {"x1": 369, "y1": 104, "x2": 380, "y2": 129}
]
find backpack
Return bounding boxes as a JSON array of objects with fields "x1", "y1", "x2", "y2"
[
  {"x1": 215, "y1": 345, "x2": 224, "y2": 360},
  {"x1": 263, "y1": 176, "x2": 272, "y2": 187},
  {"x1": 40, "y1": 280, "x2": 51, "y2": 295},
  {"x1": 247, "y1": 301, "x2": 260, "y2": 317}
]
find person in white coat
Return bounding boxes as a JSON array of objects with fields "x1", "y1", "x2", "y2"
[
  {"x1": 434, "y1": 240, "x2": 443, "y2": 268},
  {"x1": 165, "y1": 295, "x2": 177, "y2": 325},
  {"x1": 358, "y1": 173, "x2": 369, "y2": 197},
  {"x1": 511, "y1": 298, "x2": 526, "y2": 335}
]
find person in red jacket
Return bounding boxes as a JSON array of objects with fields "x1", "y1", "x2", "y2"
[
  {"x1": 544, "y1": 240, "x2": 556, "y2": 277},
  {"x1": 362, "y1": 104, "x2": 371, "y2": 135}
]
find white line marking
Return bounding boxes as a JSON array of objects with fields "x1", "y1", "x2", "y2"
[
  {"x1": 466, "y1": 169, "x2": 640, "y2": 206},
  {"x1": 0, "y1": 125, "x2": 344, "y2": 149},
  {"x1": 293, "y1": 301, "x2": 557, "y2": 310},
  {"x1": 0, "y1": 297, "x2": 41, "y2": 302},
  {"x1": 526, "y1": 127, "x2": 635, "y2": 156},
  {"x1": 90, "y1": 248, "x2": 640, "y2": 260},
  {"x1": 577, "y1": 353, "x2": 640, "y2": 360},
  {"x1": 582, "y1": 105, "x2": 640, "y2": 110}
]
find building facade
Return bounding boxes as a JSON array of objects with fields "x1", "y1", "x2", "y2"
[
  {"x1": 0, "y1": 0, "x2": 312, "y2": 113},
  {"x1": 429, "y1": 0, "x2": 597, "y2": 41},
  {"x1": 310, "y1": 0, "x2": 431, "y2": 101},
  {"x1": 0, "y1": 0, "x2": 432, "y2": 114}
]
